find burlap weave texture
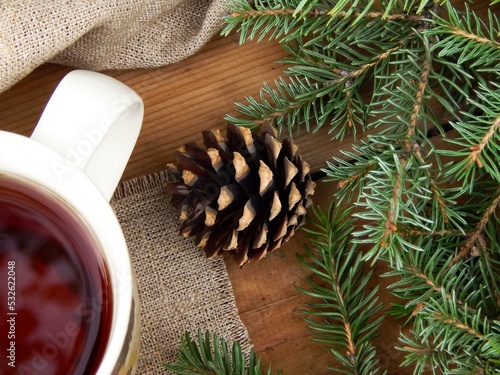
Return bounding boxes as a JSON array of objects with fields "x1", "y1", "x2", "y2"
[
  {"x1": 111, "y1": 171, "x2": 251, "y2": 374},
  {"x1": 0, "y1": 0, "x2": 228, "y2": 93}
]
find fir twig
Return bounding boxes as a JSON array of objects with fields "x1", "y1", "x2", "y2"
[
  {"x1": 224, "y1": 0, "x2": 423, "y2": 138},
  {"x1": 164, "y1": 330, "x2": 281, "y2": 375},
  {"x1": 222, "y1": 0, "x2": 424, "y2": 44},
  {"x1": 296, "y1": 202, "x2": 384, "y2": 374},
  {"x1": 452, "y1": 186, "x2": 500, "y2": 264},
  {"x1": 210, "y1": 0, "x2": 500, "y2": 373}
]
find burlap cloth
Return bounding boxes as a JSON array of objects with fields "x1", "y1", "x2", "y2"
[
  {"x1": 0, "y1": 0, "x2": 229, "y2": 93},
  {"x1": 111, "y1": 170, "x2": 251, "y2": 374}
]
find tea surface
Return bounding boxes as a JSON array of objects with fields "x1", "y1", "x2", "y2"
[{"x1": 0, "y1": 175, "x2": 112, "y2": 375}]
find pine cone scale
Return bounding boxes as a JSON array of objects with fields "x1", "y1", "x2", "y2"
[{"x1": 258, "y1": 160, "x2": 275, "y2": 196}]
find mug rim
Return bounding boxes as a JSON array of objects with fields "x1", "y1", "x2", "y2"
[{"x1": 0, "y1": 130, "x2": 134, "y2": 374}]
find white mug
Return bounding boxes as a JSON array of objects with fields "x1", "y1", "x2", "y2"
[{"x1": 0, "y1": 70, "x2": 142, "y2": 374}]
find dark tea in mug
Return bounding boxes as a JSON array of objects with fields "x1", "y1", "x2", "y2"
[{"x1": 0, "y1": 174, "x2": 113, "y2": 374}]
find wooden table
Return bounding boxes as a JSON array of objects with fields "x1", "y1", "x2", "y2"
[
  {"x1": 0, "y1": 36, "x2": 400, "y2": 374},
  {"x1": 0, "y1": 32, "x2": 343, "y2": 374},
  {"x1": 0, "y1": 3, "x2": 491, "y2": 368}
]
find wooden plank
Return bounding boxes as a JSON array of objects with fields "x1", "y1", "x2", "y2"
[
  {"x1": 240, "y1": 293, "x2": 333, "y2": 375},
  {"x1": 0, "y1": 32, "x2": 365, "y2": 182}
]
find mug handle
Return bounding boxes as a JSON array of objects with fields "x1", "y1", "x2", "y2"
[{"x1": 30, "y1": 70, "x2": 144, "y2": 202}]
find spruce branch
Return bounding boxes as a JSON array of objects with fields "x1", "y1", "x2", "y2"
[
  {"x1": 439, "y1": 82, "x2": 500, "y2": 190},
  {"x1": 164, "y1": 330, "x2": 280, "y2": 375},
  {"x1": 467, "y1": 114, "x2": 500, "y2": 169},
  {"x1": 404, "y1": 57, "x2": 432, "y2": 151},
  {"x1": 383, "y1": 231, "x2": 500, "y2": 372},
  {"x1": 224, "y1": 77, "x2": 320, "y2": 134},
  {"x1": 216, "y1": 0, "x2": 500, "y2": 373},
  {"x1": 398, "y1": 331, "x2": 452, "y2": 375},
  {"x1": 386, "y1": 239, "x2": 486, "y2": 316},
  {"x1": 398, "y1": 294, "x2": 500, "y2": 374},
  {"x1": 426, "y1": 3, "x2": 500, "y2": 67},
  {"x1": 452, "y1": 186, "x2": 500, "y2": 264},
  {"x1": 285, "y1": 0, "x2": 432, "y2": 18},
  {"x1": 223, "y1": 0, "x2": 424, "y2": 138},
  {"x1": 296, "y1": 202, "x2": 384, "y2": 374},
  {"x1": 222, "y1": 0, "x2": 424, "y2": 44},
  {"x1": 227, "y1": 6, "x2": 417, "y2": 24},
  {"x1": 412, "y1": 294, "x2": 500, "y2": 373},
  {"x1": 349, "y1": 140, "x2": 466, "y2": 267}
]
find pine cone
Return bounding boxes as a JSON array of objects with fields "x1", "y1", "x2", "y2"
[{"x1": 164, "y1": 123, "x2": 315, "y2": 266}]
